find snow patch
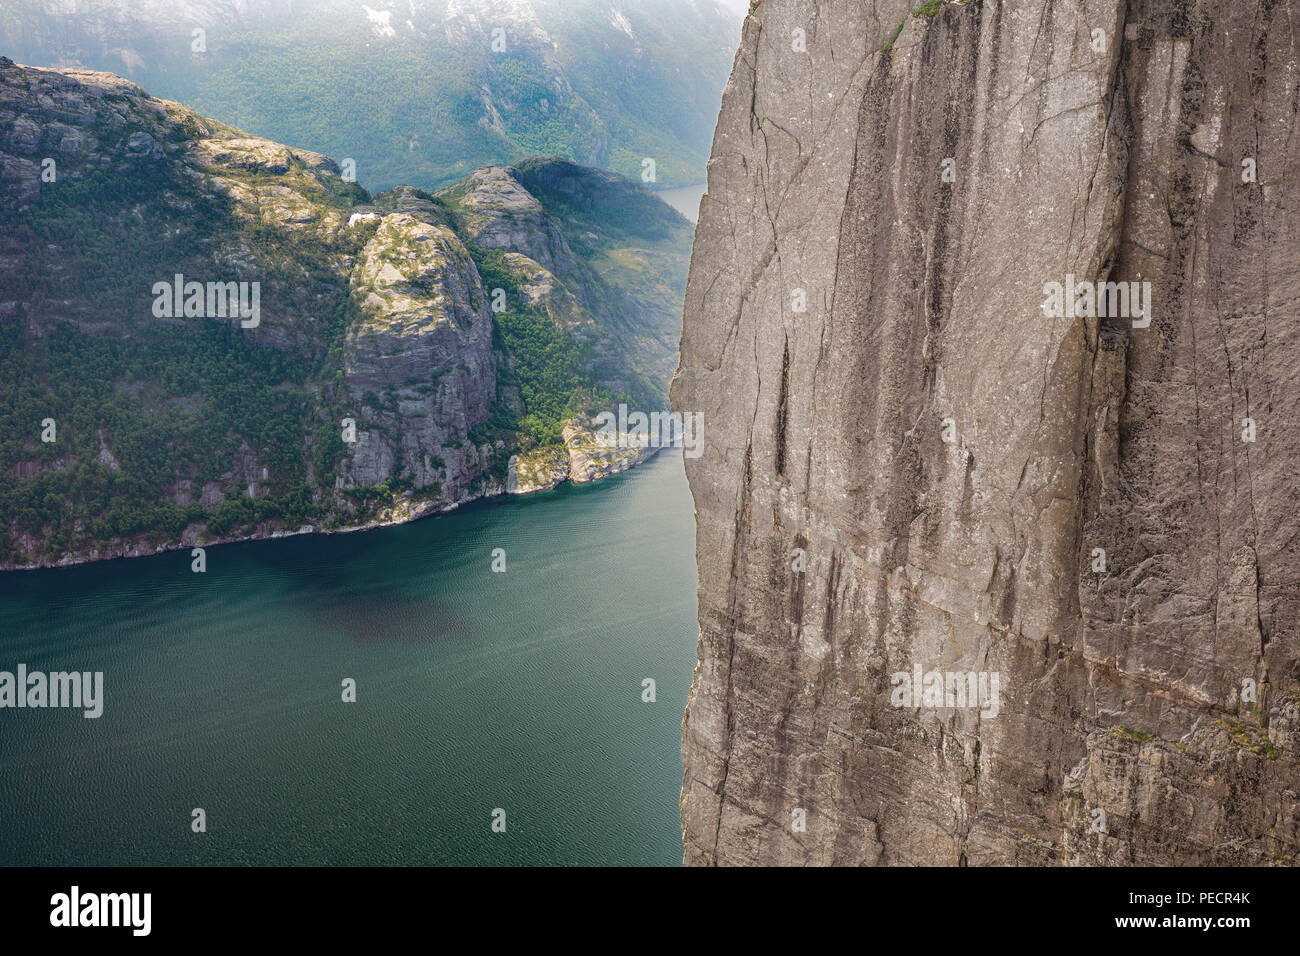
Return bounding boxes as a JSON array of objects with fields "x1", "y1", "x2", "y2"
[
  {"x1": 607, "y1": 8, "x2": 635, "y2": 40},
  {"x1": 361, "y1": 4, "x2": 396, "y2": 38}
]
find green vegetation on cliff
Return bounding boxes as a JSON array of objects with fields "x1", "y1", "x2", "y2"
[
  {"x1": 0, "y1": 61, "x2": 690, "y2": 568},
  {"x1": 1, "y1": 0, "x2": 740, "y2": 192}
]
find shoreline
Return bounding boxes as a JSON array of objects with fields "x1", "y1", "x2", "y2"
[{"x1": 1, "y1": 445, "x2": 665, "y2": 574}]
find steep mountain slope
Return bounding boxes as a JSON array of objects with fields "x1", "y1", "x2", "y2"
[
  {"x1": 0, "y1": 0, "x2": 741, "y2": 190},
  {"x1": 674, "y1": 0, "x2": 1300, "y2": 865},
  {"x1": 0, "y1": 58, "x2": 690, "y2": 569}
]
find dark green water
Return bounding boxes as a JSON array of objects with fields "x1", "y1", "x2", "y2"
[{"x1": 0, "y1": 453, "x2": 697, "y2": 866}]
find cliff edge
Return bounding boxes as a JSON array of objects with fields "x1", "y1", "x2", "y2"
[{"x1": 674, "y1": 0, "x2": 1300, "y2": 865}]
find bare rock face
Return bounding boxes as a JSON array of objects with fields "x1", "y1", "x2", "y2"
[
  {"x1": 448, "y1": 165, "x2": 577, "y2": 276},
  {"x1": 562, "y1": 419, "x2": 657, "y2": 483},
  {"x1": 674, "y1": 0, "x2": 1300, "y2": 866},
  {"x1": 508, "y1": 445, "x2": 570, "y2": 494},
  {"x1": 506, "y1": 417, "x2": 658, "y2": 493},
  {"x1": 342, "y1": 209, "x2": 498, "y2": 497}
]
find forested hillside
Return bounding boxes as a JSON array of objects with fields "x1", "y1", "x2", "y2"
[
  {"x1": 0, "y1": 60, "x2": 691, "y2": 567},
  {"x1": 0, "y1": 0, "x2": 741, "y2": 191}
]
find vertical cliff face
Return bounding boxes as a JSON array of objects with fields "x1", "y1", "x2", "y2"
[
  {"x1": 674, "y1": 0, "x2": 1300, "y2": 865},
  {"x1": 341, "y1": 195, "x2": 499, "y2": 498}
]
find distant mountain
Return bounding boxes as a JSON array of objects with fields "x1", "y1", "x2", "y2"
[
  {"x1": 0, "y1": 0, "x2": 742, "y2": 191},
  {"x1": 0, "y1": 59, "x2": 692, "y2": 568}
]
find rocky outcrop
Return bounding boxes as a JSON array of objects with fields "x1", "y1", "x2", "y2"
[
  {"x1": 0, "y1": 60, "x2": 688, "y2": 569},
  {"x1": 506, "y1": 416, "x2": 659, "y2": 493},
  {"x1": 447, "y1": 164, "x2": 578, "y2": 276},
  {"x1": 439, "y1": 157, "x2": 695, "y2": 404},
  {"x1": 675, "y1": 0, "x2": 1300, "y2": 866},
  {"x1": 561, "y1": 419, "x2": 656, "y2": 483},
  {"x1": 342, "y1": 208, "x2": 499, "y2": 497},
  {"x1": 0, "y1": 62, "x2": 185, "y2": 209},
  {"x1": 507, "y1": 444, "x2": 570, "y2": 494}
]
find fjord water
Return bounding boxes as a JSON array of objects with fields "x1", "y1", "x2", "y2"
[
  {"x1": 655, "y1": 183, "x2": 707, "y2": 222},
  {"x1": 0, "y1": 453, "x2": 697, "y2": 865}
]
